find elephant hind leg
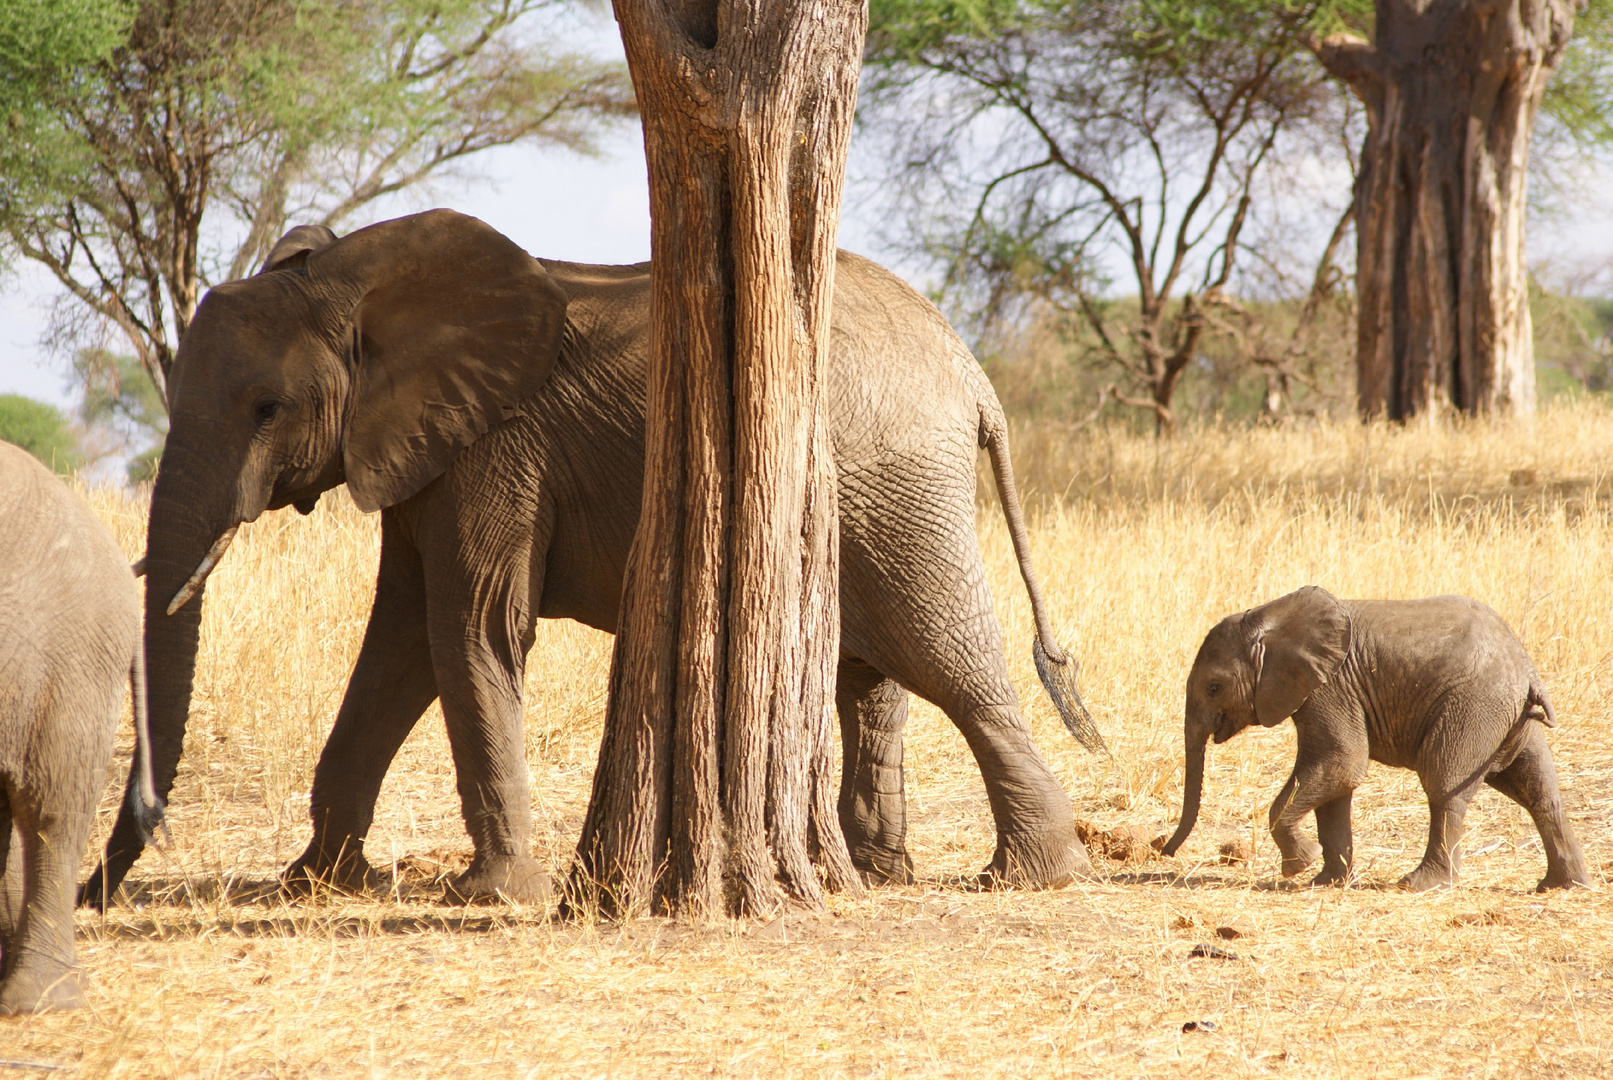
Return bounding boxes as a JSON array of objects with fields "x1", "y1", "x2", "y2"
[
  {"x1": 1400, "y1": 785, "x2": 1480, "y2": 892},
  {"x1": 836, "y1": 659, "x2": 914, "y2": 886},
  {"x1": 0, "y1": 786, "x2": 15, "y2": 969},
  {"x1": 0, "y1": 774, "x2": 94, "y2": 1014},
  {"x1": 287, "y1": 512, "x2": 438, "y2": 897},
  {"x1": 948, "y1": 699, "x2": 1090, "y2": 889},
  {"x1": 1485, "y1": 723, "x2": 1591, "y2": 891}
]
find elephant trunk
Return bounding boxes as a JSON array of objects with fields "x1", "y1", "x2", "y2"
[
  {"x1": 1160, "y1": 732, "x2": 1207, "y2": 858},
  {"x1": 81, "y1": 442, "x2": 240, "y2": 908}
]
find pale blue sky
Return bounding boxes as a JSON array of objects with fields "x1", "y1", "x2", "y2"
[{"x1": 0, "y1": 119, "x2": 911, "y2": 409}]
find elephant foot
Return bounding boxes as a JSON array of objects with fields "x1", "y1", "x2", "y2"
[
  {"x1": 1309, "y1": 865, "x2": 1351, "y2": 888},
  {"x1": 1536, "y1": 870, "x2": 1593, "y2": 892},
  {"x1": 0, "y1": 966, "x2": 85, "y2": 1015},
  {"x1": 980, "y1": 826, "x2": 1094, "y2": 890},
  {"x1": 281, "y1": 842, "x2": 381, "y2": 898},
  {"x1": 444, "y1": 854, "x2": 551, "y2": 906},
  {"x1": 1397, "y1": 863, "x2": 1456, "y2": 892},
  {"x1": 849, "y1": 843, "x2": 916, "y2": 887},
  {"x1": 1279, "y1": 839, "x2": 1321, "y2": 879}
]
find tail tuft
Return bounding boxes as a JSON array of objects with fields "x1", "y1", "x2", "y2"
[
  {"x1": 1033, "y1": 639, "x2": 1107, "y2": 755},
  {"x1": 128, "y1": 782, "x2": 168, "y2": 848}
]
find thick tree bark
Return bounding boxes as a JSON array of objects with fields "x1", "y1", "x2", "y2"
[
  {"x1": 572, "y1": 0, "x2": 866, "y2": 916},
  {"x1": 1311, "y1": 1, "x2": 1578, "y2": 420}
]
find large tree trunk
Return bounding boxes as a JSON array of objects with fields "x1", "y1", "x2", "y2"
[
  {"x1": 1312, "y1": 0, "x2": 1578, "y2": 421},
  {"x1": 572, "y1": 0, "x2": 866, "y2": 916}
]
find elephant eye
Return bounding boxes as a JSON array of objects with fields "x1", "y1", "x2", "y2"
[
  {"x1": 1206, "y1": 681, "x2": 1222, "y2": 697},
  {"x1": 254, "y1": 398, "x2": 281, "y2": 425}
]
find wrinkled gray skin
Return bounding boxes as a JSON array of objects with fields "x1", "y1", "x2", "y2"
[
  {"x1": 85, "y1": 209, "x2": 1097, "y2": 907},
  {"x1": 1162, "y1": 586, "x2": 1590, "y2": 892},
  {"x1": 0, "y1": 442, "x2": 156, "y2": 1013}
]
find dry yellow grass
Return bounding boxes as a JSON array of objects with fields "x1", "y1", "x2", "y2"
[{"x1": 7, "y1": 400, "x2": 1613, "y2": 1076}]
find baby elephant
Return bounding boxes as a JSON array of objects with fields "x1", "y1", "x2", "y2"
[
  {"x1": 0, "y1": 442, "x2": 158, "y2": 1013},
  {"x1": 1161, "y1": 586, "x2": 1590, "y2": 892}
]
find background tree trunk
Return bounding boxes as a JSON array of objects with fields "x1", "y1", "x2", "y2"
[
  {"x1": 1312, "y1": 0, "x2": 1579, "y2": 421},
  {"x1": 572, "y1": 0, "x2": 866, "y2": 916}
]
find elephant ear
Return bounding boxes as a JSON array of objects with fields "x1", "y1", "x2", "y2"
[
  {"x1": 258, "y1": 224, "x2": 338, "y2": 274},
  {"x1": 1247, "y1": 586, "x2": 1351, "y2": 727},
  {"x1": 305, "y1": 208, "x2": 569, "y2": 512}
]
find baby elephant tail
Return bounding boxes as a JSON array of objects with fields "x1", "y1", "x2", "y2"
[
  {"x1": 127, "y1": 645, "x2": 167, "y2": 844},
  {"x1": 83, "y1": 645, "x2": 168, "y2": 911},
  {"x1": 980, "y1": 409, "x2": 1108, "y2": 755},
  {"x1": 1525, "y1": 672, "x2": 1557, "y2": 728}
]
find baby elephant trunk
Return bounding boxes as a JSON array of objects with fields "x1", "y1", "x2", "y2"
[{"x1": 1161, "y1": 735, "x2": 1206, "y2": 857}]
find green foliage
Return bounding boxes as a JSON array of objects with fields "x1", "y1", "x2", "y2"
[
  {"x1": 1542, "y1": 0, "x2": 1613, "y2": 154},
  {"x1": 868, "y1": 0, "x2": 1374, "y2": 58},
  {"x1": 0, "y1": 393, "x2": 78, "y2": 472},
  {"x1": 0, "y1": 0, "x2": 131, "y2": 259},
  {"x1": 0, "y1": 0, "x2": 130, "y2": 104},
  {"x1": 1, "y1": 0, "x2": 634, "y2": 399},
  {"x1": 1530, "y1": 283, "x2": 1613, "y2": 399},
  {"x1": 73, "y1": 347, "x2": 166, "y2": 482},
  {"x1": 867, "y1": 0, "x2": 1022, "y2": 57}
]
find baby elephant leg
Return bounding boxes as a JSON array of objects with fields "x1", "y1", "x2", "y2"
[
  {"x1": 1309, "y1": 792, "x2": 1355, "y2": 886},
  {"x1": 1268, "y1": 773, "x2": 1323, "y2": 877},
  {"x1": 1401, "y1": 783, "x2": 1481, "y2": 891},
  {"x1": 1270, "y1": 720, "x2": 1367, "y2": 883},
  {"x1": 1485, "y1": 723, "x2": 1591, "y2": 891}
]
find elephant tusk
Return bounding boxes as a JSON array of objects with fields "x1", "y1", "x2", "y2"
[
  {"x1": 132, "y1": 556, "x2": 147, "y2": 577},
  {"x1": 166, "y1": 526, "x2": 239, "y2": 616}
]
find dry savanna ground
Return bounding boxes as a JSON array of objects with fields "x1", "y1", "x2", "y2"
[{"x1": 9, "y1": 402, "x2": 1613, "y2": 1077}]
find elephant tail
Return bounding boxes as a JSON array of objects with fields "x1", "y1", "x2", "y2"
[
  {"x1": 1525, "y1": 672, "x2": 1557, "y2": 728},
  {"x1": 127, "y1": 644, "x2": 167, "y2": 843},
  {"x1": 979, "y1": 405, "x2": 1107, "y2": 755}
]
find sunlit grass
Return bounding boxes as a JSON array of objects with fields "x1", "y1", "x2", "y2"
[{"x1": 18, "y1": 401, "x2": 1612, "y2": 1076}]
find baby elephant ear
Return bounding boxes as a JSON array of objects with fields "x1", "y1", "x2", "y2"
[
  {"x1": 258, "y1": 224, "x2": 339, "y2": 274},
  {"x1": 308, "y1": 209, "x2": 569, "y2": 512},
  {"x1": 1248, "y1": 586, "x2": 1351, "y2": 727}
]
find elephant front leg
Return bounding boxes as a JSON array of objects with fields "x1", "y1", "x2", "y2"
[
  {"x1": 836, "y1": 659, "x2": 914, "y2": 885},
  {"x1": 1271, "y1": 713, "x2": 1367, "y2": 882},
  {"x1": 1309, "y1": 792, "x2": 1354, "y2": 886},
  {"x1": 428, "y1": 562, "x2": 548, "y2": 906},
  {"x1": 0, "y1": 811, "x2": 20, "y2": 948},
  {"x1": 1268, "y1": 774, "x2": 1323, "y2": 878},
  {"x1": 286, "y1": 518, "x2": 438, "y2": 896},
  {"x1": 435, "y1": 669, "x2": 548, "y2": 906}
]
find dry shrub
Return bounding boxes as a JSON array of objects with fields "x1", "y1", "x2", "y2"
[{"x1": 9, "y1": 403, "x2": 1613, "y2": 1076}]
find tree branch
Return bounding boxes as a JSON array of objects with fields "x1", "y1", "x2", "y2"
[{"x1": 1302, "y1": 32, "x2": 1384, "y2": 110}]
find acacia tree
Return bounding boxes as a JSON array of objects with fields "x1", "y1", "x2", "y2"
[
  {"x1": 0, "y1": 0, "x2": 130, "y2": 180},
  {"x1": 0, "y1": 0, "x2": 634, "y2": 403},
  {"x1": 861, "y1": 0, "x2": 1346, "y2": 431},
  {"x1": 572, "y1": 0, "x2": 867, "y2": 916},
  {"x1": 1308, "y1": 0, "x2": 1581, "y2": 419}
]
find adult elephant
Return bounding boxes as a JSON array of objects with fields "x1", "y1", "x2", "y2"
[
  {"x1": 83, "y1": 210, "x2": 1103, "y2": 907},
  {"x1": 1, "y1": 442, "x2": 158, "y2": 1012}
]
